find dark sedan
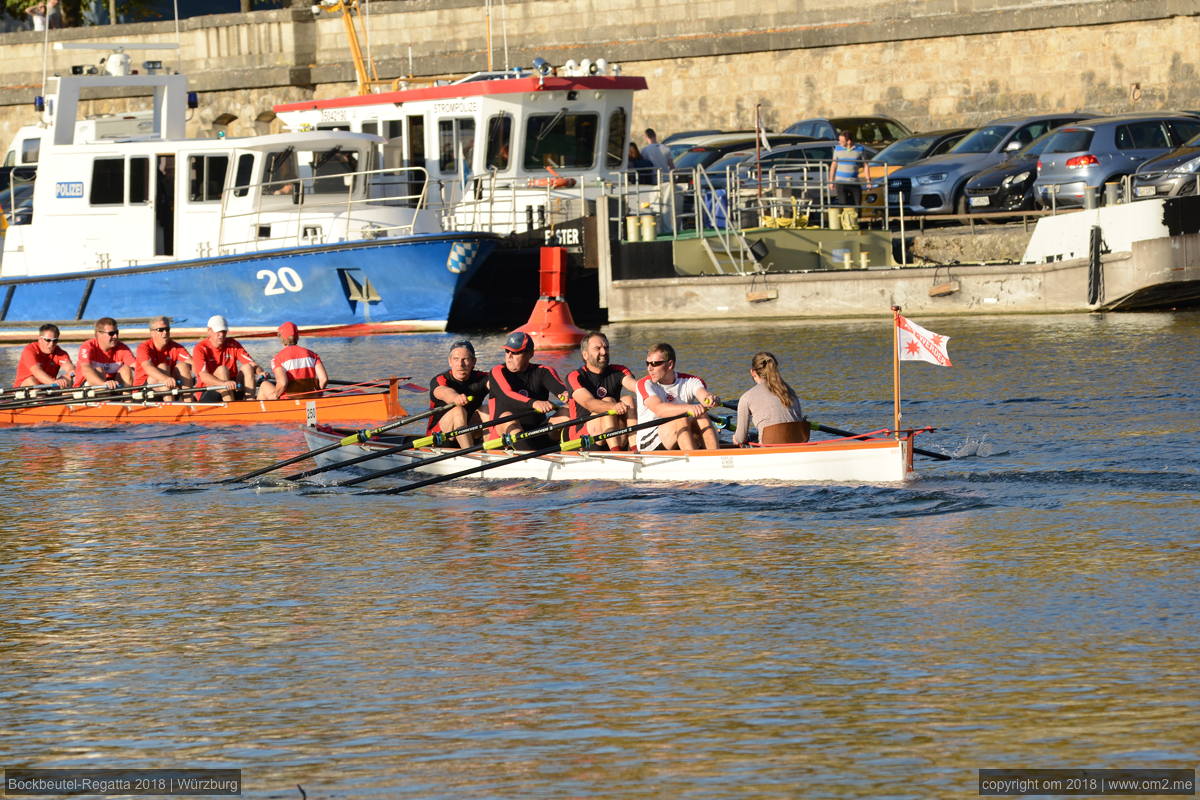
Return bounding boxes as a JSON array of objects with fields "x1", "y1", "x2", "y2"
[{"x1": 963, "y1": 130, "x2": 1057, "y2": 212}]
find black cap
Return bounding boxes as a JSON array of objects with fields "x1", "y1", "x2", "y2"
[{"x1": 503, "y1": 331, "x2": 534, "y2": 353}]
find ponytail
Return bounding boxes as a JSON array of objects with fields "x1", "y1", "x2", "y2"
[{"x1": 751, "y1": 351, "x2": 796, "y2": 408}]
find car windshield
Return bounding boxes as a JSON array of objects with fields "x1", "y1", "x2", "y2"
[
  {"x1": 832, "y1": 117, "x2": 910, "y2": 145},
  {"x1": 871, "y1": 134, "x2": 943, "y2": 165},
  {"x1": 706, "y1": 151, "x2": 753, "y2": 172},
  {"x1": 1045, "y1": 128, "x2": 1094, "y2": 153},
  {"x1": 1187, "y1": 132, "x2": 1200, "y2": 147},
  {"x1": 675, "y1": 147, "x2": 727, "y2": 170},
  {"x1": 1016, "y1": 131, "x2": 1057, "y2": 158},
  {"x1": 951, "y1": 125, "x2": 1015, "y2": 154}
]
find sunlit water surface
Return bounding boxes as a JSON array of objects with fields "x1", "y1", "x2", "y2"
[{"x1": 1, "y1": 313, "x2": 1197, "y2": 798}]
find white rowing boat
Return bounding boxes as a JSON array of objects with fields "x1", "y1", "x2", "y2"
[{"x1": 300, "y1": 426, "x2": 919, "y2": 484}]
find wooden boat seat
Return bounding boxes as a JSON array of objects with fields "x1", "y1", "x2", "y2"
[{"x1": 760, "y1": 420, "x2": 810, "y2": 445}]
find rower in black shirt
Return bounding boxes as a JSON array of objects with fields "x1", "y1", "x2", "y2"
[
  {"x1": 486, "y1": 331, "x2": 568, "y2": 449},
  {"x1": 566, "y1": 330, "x2": 639, "y2": 449},
  {"x1": 427, "y1": 339, "x2": 490, "y2": 445}
]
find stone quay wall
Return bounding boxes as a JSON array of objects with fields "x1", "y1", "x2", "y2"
[{"x1": 0, "y1": 0, "x2": 1197, "y2": 151}]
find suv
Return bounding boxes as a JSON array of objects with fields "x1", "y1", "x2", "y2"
[
  {"x1": 1034, "y1": 114, "x2": 1200, "y2": 207},
  {"x1": 783, "y1": 116, "x2": 912, "y2": 147},
  {"x1": 886, "y1": 113, "x2": 1094, "y2": 215}
]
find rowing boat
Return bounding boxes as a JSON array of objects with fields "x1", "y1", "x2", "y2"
[
  {"x1": 0, "y1": 384, "x2": 404, "y2": 427},
  {"x1": 299, "y1": 425, "x2": 919, "y2": 484}
]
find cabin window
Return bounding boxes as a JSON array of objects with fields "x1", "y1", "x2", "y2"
[
  {"x1": 362, "y1": 121, "x2": 378, "y2": 136},
  {"x1": 524, "y1": 111, "x2": 598, "y2": 171},
  {"x1": 233, "y1": 154, "x2": 254, "y2": 197},
  {"x1": 21, "y1": 138, "x2": 40, "y2": 165},
  {"x1": 382, "y1": 120, "x2": 404, "y2": 170},
  {"x1": 485, "y1": 114, "x2": 512, "y2": 171},
  {"x1": 89, "y1": 158, "x2": 125, "y2": 205},
  {"x1": 606, "y1": 107, "x2": 627, "y2": 168},
  {"x1": 311, "y1": 148, "x2": 359, "y2": 194},
  {"x1": 129, "y1": 157, "x2": 150, "y2": 204},
  {"x1": 188, "y1": 154, "x2": 229, "y2": 203},
  {"x1": 438, "y1": 118, "x2": 476, "y2": 175},
  {"x1": 263, "y1": 149, "x2": 299, "y2": 196}
]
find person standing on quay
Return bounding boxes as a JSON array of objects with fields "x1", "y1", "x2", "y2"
[
  {"x1": 641, "y1": 128, "x2": 675, "y2": 182},
  {"x1": 829, "y1": 129, "x2": 867, "y2": 208}
]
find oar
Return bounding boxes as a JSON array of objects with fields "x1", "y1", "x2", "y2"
[
  {"x1": 332, "y1": 409, "x2": 614, "y2": 488},
  {"x1": 282, "y1": 409, "x2": 538, "y2": 482},
  {"x1": 719, "y1": 400, "x2": 949, "y2": 460},
  {"x1": 0, "y1": 383, "x2": 59, "y2": 398},
  {"x1": 0, "y1": 383, "x2": 171, "y2": 410},
  {"x1": 362, "y1": 412, "x2": 692, "y2": 496},
  {"x1": 220, "y1": 402, "x2": 459, "y2": 484}
]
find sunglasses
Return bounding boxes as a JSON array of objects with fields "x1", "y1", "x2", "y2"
[
  {"x1": 646, "y1": 359, "x2": 669, "y2": 367},
  {"x1": 100, "y1": 330, "x2": 119, "y2": 336},
  {"x1": 41, "y1": 337, "x2": 59, "y2": 344},
  {"x1": 152, "y1": 327, "x2": 170, "y2": 333}
]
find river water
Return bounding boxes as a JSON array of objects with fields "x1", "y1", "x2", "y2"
[{"x1": 1, "y1": 312, "x2": 1197, "y2": 799}]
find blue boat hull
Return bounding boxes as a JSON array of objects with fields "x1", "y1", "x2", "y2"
[{"x1": 0, "y1": 233, "x2": 498, "y2": 340}]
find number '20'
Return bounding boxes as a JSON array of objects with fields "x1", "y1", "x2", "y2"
[{"x1": 257, "y1": 267, "x2": 304, "y2": 295}]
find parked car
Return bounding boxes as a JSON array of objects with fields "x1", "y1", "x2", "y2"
[
  {"x1": 662, "y1": 129, "x2": 721, "y2": 145},
  {"x1": 861, "y1": 128, "x2": 971, "y2": 213},
  {"x1": 672, "y1": 133, "x2": 814, "y2": 172},
  {"x1": 887, "y1": 113, "x2": 1095, "y2": 215},
  {"x1": 1130, "y1": 132, "x2": 1200, "y2": 199},
  {"x1": 963, "y1": 130, "x2": 1058, "y2": 212},
  {"x1": 783, "y1": 116, "x2": 912, "y2": 147},
  {"x1": 1034, "y1": 113, "x2": 1200, "y2": 207}
]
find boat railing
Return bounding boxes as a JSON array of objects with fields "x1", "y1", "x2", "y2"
[
  {"x1": 215, "y1": 165, "x2": 431, "y2": 252},
  {"x1": 443, "y1": 170, "x2": 598, "y2": 234}
]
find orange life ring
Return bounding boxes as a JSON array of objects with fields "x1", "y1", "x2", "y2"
[{"x1": 527, "y1": 176, "x2": 577, "y2": 189}]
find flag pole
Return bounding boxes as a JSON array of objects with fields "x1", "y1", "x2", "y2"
[{"x1": 891, "y1": 305, "x2": 902, "y2": 437}]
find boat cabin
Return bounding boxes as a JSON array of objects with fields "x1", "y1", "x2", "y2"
[{"x1": 273, "y1": 60, "x2": 648, "y2": 234}]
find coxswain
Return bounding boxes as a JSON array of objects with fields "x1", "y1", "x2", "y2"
[
  {"x1": 733, "y1": 351, "x2": 808, "y2": 446},
  {"x1": 192, "y1": 315, "x2": 261, "y2": 401},
  {"x1": 257, "y1": 321, "x2": 328, "y2": 400},
  {"x1": 634, "y1": 342, "x2": 720, "y2": 451},
  {"x1": 566, "y1": 331, "x2": 639, "y2": 450},
  {"x1": 75, "y1": 317, "x2": 135, "y2": 389},
  {"x1": 134, "y1": 316, "x2": 195, "y2": 390},
  {"x1": 486, "y1": 331, "x2": 569, "y2": 449},
  {"x1": 427, "y1": 339, "x2": 490, "y2": 446},
  {"x1": 13, "y1": 324, "x2": 74, "y2": 388}
]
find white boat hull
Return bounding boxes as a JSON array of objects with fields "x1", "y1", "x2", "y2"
[{"x1": 301, "y1": 429, "x2": 916, "y2": 484}]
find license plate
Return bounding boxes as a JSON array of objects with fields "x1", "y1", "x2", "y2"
[
  {"x1": 969, "y1": 195, "x2": 990, "y2": 207},
  {"x1": 1134, "y1": 186, "x2": 1155, "y2": 198}
]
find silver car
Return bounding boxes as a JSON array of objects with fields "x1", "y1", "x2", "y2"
[
  {"x1": 1034, "y1": 114, "x2": 1200, "y2": 207},
  {"x1": 886, "y1": 113, "x2": 1092, "y2": 215},
  {"x1": 1130, "y1": 133, "x2": 1200, "y2": 199}
]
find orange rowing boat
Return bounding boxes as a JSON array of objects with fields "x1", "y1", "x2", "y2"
[{"x1": 0, "y1": 381, "x2": 405, "y2": 426}]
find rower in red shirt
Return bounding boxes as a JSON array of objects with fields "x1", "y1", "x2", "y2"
[
  {"x1": 75, "y1": 317, "x2": 136, "y2": 389},
  {"x1": 192, "y1": 314, "x2": 261, "y2": 401},
  {"x1": 134, "y1": 315, "x2": 195, "y2": 388},
  {"x1": 256, "y1": 321, "x2": 328, "y2": 400},
  {"x1": 13, "y1": 323, "x2": 75, "y2": 388}
]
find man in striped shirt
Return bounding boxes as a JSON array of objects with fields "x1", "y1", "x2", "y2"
[
  {"x1": 829, "y1": 130, "x2": 866, "y2": 208},
  {"x1": 257, "y1": 321, "x2": 328, "y2": 400}
]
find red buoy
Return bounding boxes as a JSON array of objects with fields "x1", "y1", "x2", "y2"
[{"x1": 514, "y1": 246, "x2": 586, "y2": 350}]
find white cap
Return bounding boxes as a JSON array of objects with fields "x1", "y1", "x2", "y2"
[{"x1": 207, "y1": 315, "x2": 229, "y2": 331}]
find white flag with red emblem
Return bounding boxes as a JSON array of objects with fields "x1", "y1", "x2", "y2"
[{"x1": 896, "y1": 314, "x2": 952, "y2": 366}]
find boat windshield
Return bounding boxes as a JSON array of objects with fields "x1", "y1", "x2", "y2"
[{"x1": 524, "y1": 111, "x2": 598, "y2": 171}]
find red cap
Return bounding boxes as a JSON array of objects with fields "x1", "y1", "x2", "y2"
[{"x1": 278, "y1": 321, "x2": 299, "y2": 338}]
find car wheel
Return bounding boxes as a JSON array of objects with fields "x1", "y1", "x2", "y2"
[{"x1": 954, "y1": 189, "x2": 970, "y2": 218}]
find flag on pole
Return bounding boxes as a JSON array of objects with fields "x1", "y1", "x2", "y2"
[{"x1": 896, "y1": 314, "x2": 952, "y2": 366}]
